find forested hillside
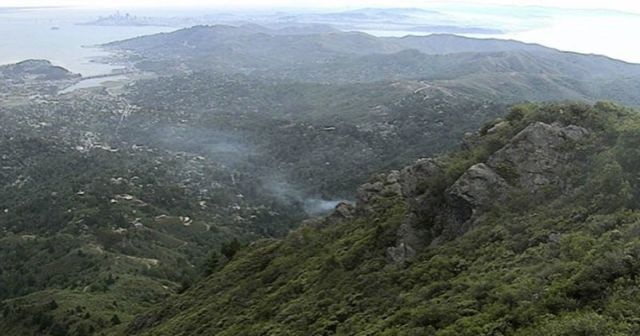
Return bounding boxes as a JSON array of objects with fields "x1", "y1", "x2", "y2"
[
  {"x1": 106, "y1": 25, "x2": 640, "y2": 106},
  {"x1": 4, "y1": 21, "x2": 640, "y2": 336},
  {"x1": 126, "y1": 102, "x2": 640, "y2": 336}
]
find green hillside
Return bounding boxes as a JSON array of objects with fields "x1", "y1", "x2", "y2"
[
  {"x1": 0, "y1": 91, "x2": 306, "y2": 336},
  {"x1": 104, "y1": 25, "x2": 640, "y2": 110},
  {"x1": 125, "y1": 102, "x2": 640, "y2": 336},
  {"x1": 4, "y1": 22, "x2": 640, "y2": 336}
]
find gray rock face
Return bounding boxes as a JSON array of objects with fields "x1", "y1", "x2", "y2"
[
  {"x1": 446, "y1": 163, "x2": 509, "y2": 223},
  {"x1": 386, "y1": 218, "x2": 426, "y2": 264},
  {"x1": 302, "y1": 201, "x2": 355, "y2": 229},
  {"x1": 398, "y1": 158, "x2": 442, "y2": 198},
  {"x1": 361, "y1": 121, "x2": 589, "y2": 263},
  {"x1": 386, "y1": 241, "x2": 416, "y2": 264},
  {"x1": 445, "y1": 121, "x2": 588, "y2": 227},
  {"x1": 383, "y1": 159, "x2": 445, "y2": 263},
  {"x1": 333, "y1": 202, "x2": 355, "y2": 219},
  {"x1": 303, "y1": 120, "x2": 590, "y2": 265},
  {"x1": 447, "y1": 122, "x2": 588, "y2": 223},
  {"x1": 398, "y1": 159, "x2": 445, "y2": 220},
  {"x1": 487, "y1": 122, "x2": 588, "y2": 192},
  {"x1": 356, "y1": 170, "x2": 403, "y2": 212}
]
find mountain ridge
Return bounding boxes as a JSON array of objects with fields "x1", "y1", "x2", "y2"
[{"x1": 100, "y1": 25, "x2": 640, "y2": 108}]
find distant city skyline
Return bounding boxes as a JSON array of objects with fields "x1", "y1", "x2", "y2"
[
  {"x1": 2, "y1": 0, "x2": 639, "y2": 64},
  {"x1": 2, "y1": 0, "x2": 640, "y2": 13}
]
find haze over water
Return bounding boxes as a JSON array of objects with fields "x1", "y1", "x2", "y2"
[
  {"x1": 0, "y1": 7, "x2": 172, "y2": 76},
  {"x1": 1, "y1": 4, "x2": 640, "y2": 77}
]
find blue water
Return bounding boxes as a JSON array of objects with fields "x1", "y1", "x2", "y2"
[{"x1": 0, "y1": 7, "x2": 173, "y2": 76}]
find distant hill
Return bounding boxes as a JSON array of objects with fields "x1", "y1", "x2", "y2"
[
  {"x1": 104, "y1": 26, "x2": 548, "y2": 68},
  {"x1": 104, "y1": 25, "x2": 640, "y2": 107},
  {"x1": 0, "y1": 59, "x2": 80, "y2": 82}
]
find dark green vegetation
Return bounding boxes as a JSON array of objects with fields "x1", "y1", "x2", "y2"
[
  {"x1": 107, "y1": 25, "x2": 640, "y2": 105},
  {"x1": 0, "y1": 90, "x2": 304, "y2": 335},
  {"x1": 125, "y1": 102, "x2": 640, "y2": 335},
  {"x1": 0, "y1": 60, "x2": 79, "y2": 82},
  {"x1": 103, "y1": 25, "x2": 640, "y2": 199},
  {"x1": 124, "y1": 74, "x2": 508, "y2": 198},
  {"x1": 0, "y1": 60, "x2": 80, "y2": 103},
  {"x1": 4, "y1": 23, "x2": 640, "y2": 336}
]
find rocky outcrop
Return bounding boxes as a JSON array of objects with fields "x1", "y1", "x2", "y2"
[
  {"x1": 387, "y1": 240, "x2": 416, "y2": 264},
  {"x1": 356, "y1": 170, "x2": 403, "y2": 212},
  {"x1": 398, "y1": 158, "x2": 443, "y2": 198},
  {"x1": 446, "y1": 163, "x2": 509, "y2": 225},
  {"x1": 486, "y1": 122, "x2": 588, "y2": 192},
  {"x1": 445, "y1": 122, "x2": 588, "y2": 224},
  {"x1": 385, "y1": 159, "x2": 445, "y2": 263},
  {"x1": 382, "y1": 121, "x2": 589, "y2": 263},
  {"x1": 302, "y1": 201, "x2": 356, "y2": 229},
  {"x1": 353, "y1": 159, "x2": 444, "y2": 264},
  {"x1": 350, "y1": 121, "x2": 588, "y2": 264},
  {"x1": 333, "y1": 202, "x2": 355, "y2": 219},
  {"x1": 402, "y1": 160, "x2": 443, "y2": 224}
]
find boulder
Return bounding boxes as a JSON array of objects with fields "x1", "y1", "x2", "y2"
[
  {"x1": 378, "y1": 122, "x2": 589, "y2": 262},
  {"x1": 398, "y1": 158, "x2": 442, "y2": 198},
  {"x1": 333, "y1": 201, "x2": 355, "y2": 219},
  {"x1": 446, "y1": 163, "x2": 510, "y2": 223},
  {"x1": 487, "y1": 122, "x2": 588, "y2": 192},
  {"x1": 386, "y1": 242, "x2": 416, "y2": 264},
  {"x1": 356, "y1": 171, "x2": 403, "y2": 212}
]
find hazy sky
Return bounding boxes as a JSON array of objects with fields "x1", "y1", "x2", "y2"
[
  {"x1": 3, "y1": 0, "x2": 640, "y2": 12},
  {"x1": 2, "y1": 0, "x2": 639, "y2": 64}
]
